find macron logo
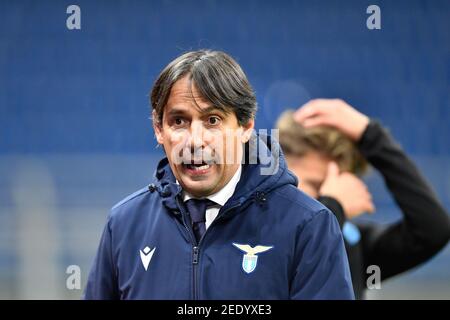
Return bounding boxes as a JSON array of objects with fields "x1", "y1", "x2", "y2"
[{"x1": 140, "y1": 246, "x2": 156, "y2": 271}]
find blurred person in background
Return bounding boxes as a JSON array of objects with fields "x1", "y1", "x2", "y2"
[{"x1": 276, "y1": 99, "x2": 450, "y2": 299}]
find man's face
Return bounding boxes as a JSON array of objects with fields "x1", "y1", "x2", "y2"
[
  {"x1": 286, "y1": 151, "x2": 329, "y2": 199},
  {"x1": 154, "y1": 76, "x2": 254, "y2": 198}
]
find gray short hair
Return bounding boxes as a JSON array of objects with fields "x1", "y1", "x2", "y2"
[{"x1": 150, "y1": 50, "x2": 257, "y2": 126}]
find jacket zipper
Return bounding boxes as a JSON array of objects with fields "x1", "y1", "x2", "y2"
[
  {"x1": 176, "y1": 196, "x2": 242, "y2": 300},
  {"x1": 192, "y1": 203, "x2": 241, "y2": 299},
  {"x1": 176, "y1": 196, "x2": 200, "y2": 300},
  {"x1": 192, "y1": 246, "x2": 200, "y2": 299}
]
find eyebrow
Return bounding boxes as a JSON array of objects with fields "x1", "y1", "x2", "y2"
[
  {"x1": 198, "y1": 105, "x2": 224, "y2": 115},
  {"x1": 166, "y1": 108, "x2": 188, "y2": 117},
  {"x1": 166, "y1": 105, "x2": 225, "y2": 117}
]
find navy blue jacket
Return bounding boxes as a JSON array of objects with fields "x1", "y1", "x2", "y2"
[{"x1": 84, "y1": 134, "x2": 354, "y2": 299}]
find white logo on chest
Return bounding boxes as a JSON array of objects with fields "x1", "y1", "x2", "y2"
[
  {"x1": 140, "y1": 246, "x2": 156, "y2": 271},
  {"x1": 232, "y1": 243, "x2": 273, "y2": 274}
]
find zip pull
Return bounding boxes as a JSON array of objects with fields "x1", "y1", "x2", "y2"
[
  {"x1": 255, "y1": 191, "x2": 266, "y2": 204},
  {"x1": 192, "y1": 246, "x2": 199, "y2": 265}
]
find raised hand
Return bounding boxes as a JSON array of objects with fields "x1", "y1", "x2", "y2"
[{"x1": 294, "y1": 99, "x2": 370, "y2": 142}]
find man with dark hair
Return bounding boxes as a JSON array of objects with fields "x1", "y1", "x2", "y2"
[{"x1": 84, "y1": 50, "x2": 354, "y2": 299}]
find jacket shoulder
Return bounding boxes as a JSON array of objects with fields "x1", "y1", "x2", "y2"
[
  {"x1": 273, "y1": 184, "x2": 333, "y2": 221},
  {"x1": 111, "y1": 186, "x2": 152, "y2": 212}
]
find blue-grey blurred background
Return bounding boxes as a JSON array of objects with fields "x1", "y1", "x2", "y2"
[{"x1": 0, "y1": 0, "x2": 449, "y2": 299}]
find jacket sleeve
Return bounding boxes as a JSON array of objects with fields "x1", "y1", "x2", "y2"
[
  {"x1": 357, "y1": 120, "x2": 450, "y2": 281},
  {"x1": 290, "y1": 209, "x2": 354, "y2": 300},
  {"x1": 83, "y1": 215, "x2": 119, "y2": 300}
]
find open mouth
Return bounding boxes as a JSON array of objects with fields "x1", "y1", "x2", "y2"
[{"x1": 182, "y1": 161, "x2": 212, "y2": 172}]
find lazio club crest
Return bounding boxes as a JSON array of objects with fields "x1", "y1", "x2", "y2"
[{"x1": 232, "y1": 243, "x2": 273, "y2": 274}]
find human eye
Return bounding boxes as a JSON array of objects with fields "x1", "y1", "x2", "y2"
[
  {"x1": 206, "y1": 115, "x2": 222, "y2": 126},
  {"x1": 170, "y1": 116, "x2": 188, "y2": 128}
]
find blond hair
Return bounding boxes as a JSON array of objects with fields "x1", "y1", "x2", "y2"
[{"x1": 276, "y1": 110, "x2": 368, "y2": 175}]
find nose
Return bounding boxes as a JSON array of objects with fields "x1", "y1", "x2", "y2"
[{"x1": 187, "y1": 120, "x2": 205, "y2": 151}]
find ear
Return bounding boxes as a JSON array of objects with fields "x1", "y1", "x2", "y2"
[
  {"x1": 240, "y1": 118, "x2": 255, "y2": 143},
  {"x1": 152, "y1": 110, "x2": 164, "y2": 145}
]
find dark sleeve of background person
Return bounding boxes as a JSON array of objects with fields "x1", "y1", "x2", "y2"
[
  {"x1": 322, "y1": 120, "x2": 450, "y2": 282},
  {"x1": 318, "y1": 196, "x2": 346, "y2": 229}
]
